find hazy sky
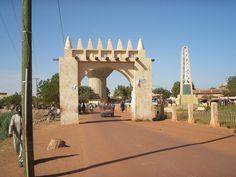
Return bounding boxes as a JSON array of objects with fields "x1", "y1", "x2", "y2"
[{"x1": 0, "y1": 0, "x2": 236, "y2": 95}]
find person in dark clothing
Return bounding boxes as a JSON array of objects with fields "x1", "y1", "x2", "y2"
[
  {"x1": 120, "y1": 101, "x2": 125, "y2": 112},
  {"x1": 82, "y1": 103, "x2": 86, "y2": 113}
]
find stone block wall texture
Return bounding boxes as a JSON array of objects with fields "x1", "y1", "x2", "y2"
[
  {"x1": 172, "y1": 104, "x2": 177, "y2": 121},
  {"x1": 188, "y1": 104, "x2": 194, "y2": 123},
  {"x1": 132, "y1": 58, "x2": 152, "y2": 120},
  {"x1": 59, "y1": 56, "x2": 79, "y2": 124},
  {"x1": 210, "y1": 102, "x2": 219, "y2": 127}
]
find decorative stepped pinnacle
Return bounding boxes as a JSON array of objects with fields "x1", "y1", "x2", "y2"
[
  {"x1": 117, "y1": 39, "x2": 123, "y2": 50},
  {"x1": 87, "y1": 38, "x2": 93, "y2": 49},
  {"x1": 97, "y1": 38, "x2": 103, "y2": 49},
  {"x1": 64, "y1": 36, "x2": 72, "y2": 49},
  {"x1": 65, "y1": 37, "x2": 145, "y2": 51},
  {"x1": 127, "y1": 40, "x2": 133, "y2": 50},
  {"x1": 137, "y1": 38, "x2": 144, "y2": 50},
  {"x1": 107, "y1": 38, "x2": 113, "y2": 50},
  {"x1": 77, "y1": 38, "x2": 83, "y2": 49}
]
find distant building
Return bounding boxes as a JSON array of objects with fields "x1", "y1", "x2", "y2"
[
  {"x1": 193, "y1": 89, "x2": 224, "y2": 101},
  {"x1": 0, "y1": 92, "x2": 7, "y2": 100}
]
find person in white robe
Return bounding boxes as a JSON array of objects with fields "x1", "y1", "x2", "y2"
[{"x1": 8, "y1": 106, "x2": 23, "y2": 167}]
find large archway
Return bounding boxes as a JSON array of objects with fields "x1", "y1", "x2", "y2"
[
  {"x1": 59, "y1": 37, "x2": 153, "y2": 124},
  {"x1": 86, "y1": 67, "x2": 132, "y2": 102}
]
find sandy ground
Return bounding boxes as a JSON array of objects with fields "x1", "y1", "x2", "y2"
[{"x1": 0, "y1": 110, "x2": 236, "y2": 177}]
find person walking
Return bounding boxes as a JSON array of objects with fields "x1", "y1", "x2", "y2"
[
  {"x1": 8, "y1": 105, "x2": 23, "y2": 167},
  {"x1": 120, "y1": 101, "x2": 125, "y2": 112},
  {"x1": 111, "y1": 102, "x2": 115, "y2": 111}
]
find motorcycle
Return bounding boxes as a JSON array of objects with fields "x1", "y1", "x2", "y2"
[
  {"x1": 89, "y1": 103, "x2": 94, "y2": 113},
  {"x1": 47, "y1": 106, "x2": 60, "y2": 121}
]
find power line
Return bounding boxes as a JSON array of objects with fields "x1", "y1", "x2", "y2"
[
  {"x1": 0, "y1": 10, "x2": 20, "y2": 62},
  {"x1": 57, "y1": 0, "x2": 65, "y2": 46},
  {"x1": 10, "y1": 0, "x2": 38, "y2": 73},
  {"x1": 10, "y1": 0, "x2": 21, "y2": 35},
  {"x1": 10, "y1": 0, "x2": 39, "y2": 78}
]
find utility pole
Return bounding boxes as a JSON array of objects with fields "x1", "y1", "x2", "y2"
[
  {"x1": 33, "y1": 77, "x2": 40, "y2": 108},
  {"x1": 22, "y1": 0, "x2": 34, "y2": 176}
]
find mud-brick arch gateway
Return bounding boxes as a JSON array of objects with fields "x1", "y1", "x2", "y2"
[{"x1": 59, "y1": 37, "x2": 153, "y2": 124}]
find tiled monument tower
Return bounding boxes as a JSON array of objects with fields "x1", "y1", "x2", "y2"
[{"x1": 176, "y1": 46, "x2": 198, "y2": 105}]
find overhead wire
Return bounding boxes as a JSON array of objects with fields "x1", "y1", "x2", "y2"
[
  {"x1": 10, "y1": 0, "x2": 20, "y2": 35},
  {"x1": 11, "y1": 0, "x2": 39, "y2": 78},
  {"x1": 57, "y1": 0, "x2": 65, "y2": 47},
  {"x1": 18, "y1": 0, "x2": 39, "y2": 78},
  {"x1": 0, "y1": 10, "x2": 20, "y2": 62},
  {"x1": 19, "y1": 0, "x2": 38, "y2": 97}
]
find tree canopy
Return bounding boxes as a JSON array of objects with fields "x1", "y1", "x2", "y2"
[
  {"x1": 78, "y1": 86, "x2": 100, "y2": 103},
  {"x1": 38, "y1": 73, "x2": 59, "y2": 105},
  {"x1": 171, "y1": 81, "x2": 180, "y2": 98},
  {"x1": 153, "y1": 88, "x2": 171, "y2": 99},
  {"x1": 227, "y1": 76, "x2": 236, "y2": 96},
  {"x1": 171, "y1": 81, "x2": 196, "y2": 97},
  {"x1": 37, "y1": 73, "x2": 100, "y2": 105},
  {"x1": 113, "y1": 85, "x2": 132, "y2": 100},
  {"x1": 0, "y1": 92, "x2": 21, "y2": 108}
]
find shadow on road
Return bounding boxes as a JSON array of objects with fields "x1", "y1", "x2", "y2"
[
  {"x1": 34, "y1": 154, "x2": 79, "y2": 165},
  {"x1": 36, "y1": 134, "x2": 235, "y2": 177},
  {"x1": 79, "y1": 111, "x2": 100, "y2": 115},
  {"x1": 79, "y1": 118, "x2": 131, "y2": 124}
]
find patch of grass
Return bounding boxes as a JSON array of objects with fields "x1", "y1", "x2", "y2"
[
  {"x1": 0, "y1": 112, "x2": 13, "y2": 141},
  {"x1": 219, "y1": 105, "x2": 236, "y2": 111}
]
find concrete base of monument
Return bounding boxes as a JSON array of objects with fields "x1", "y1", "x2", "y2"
[{"x1": 176, "y1": 94, "x2": 198, "y2": 106}]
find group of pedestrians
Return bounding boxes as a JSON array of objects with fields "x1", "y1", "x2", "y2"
[
  {"x1": 100, "y1": 101, "x2": 126, "y2": 112},
  {"x1": 79, "y1": 102, "x2": 94, "y2": 114}
]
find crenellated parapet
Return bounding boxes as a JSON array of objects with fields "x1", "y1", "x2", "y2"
[{"x1": 64, "y1": 36, "x2": 146, "y2": 62}]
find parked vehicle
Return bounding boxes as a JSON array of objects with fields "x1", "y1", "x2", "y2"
[{"x1": 100, "y1": 104, "x2": 114, "y2": 117}]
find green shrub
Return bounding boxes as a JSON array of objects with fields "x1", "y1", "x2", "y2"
[{"x1": 0, "y1": 112, "x2": 14, "y2": 141}]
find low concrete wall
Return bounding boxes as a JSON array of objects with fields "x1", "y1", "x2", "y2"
[{"x1": 169, "y1": 102, "x2": 221, "y2": 128}]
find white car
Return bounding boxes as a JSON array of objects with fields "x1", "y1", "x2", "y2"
[{"x1": 125, "y1": 100, "x2": 132, "y2": 107}]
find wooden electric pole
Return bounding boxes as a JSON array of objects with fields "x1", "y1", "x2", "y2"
[{"x1": 22, "y1": 0, "x2": 35, "y2": 176}]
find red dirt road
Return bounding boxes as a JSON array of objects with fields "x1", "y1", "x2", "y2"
[{"x1": 1, "y1": 111, "x2": 236, "y2": 177}]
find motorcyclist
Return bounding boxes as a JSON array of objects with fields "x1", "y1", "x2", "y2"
[
  {"x1": 88, "y1": 103, "x2": 94, "y2": 113},
  {"x1": 47, "y1": 104, "x2": 57, "y2": 121}
]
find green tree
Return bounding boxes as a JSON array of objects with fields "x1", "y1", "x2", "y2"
[
  {"x1": 0, "y1": 92, "x2": 21, "y2": 108},
  {"x1": 227, "y1": 76, "x2": 236, "y2": 96},
  {"x1": 78, "y1": 86, "x2": 100, "y2": 103},
  {"x1": 153, "y1": 88, "x2": 171, "y2": 99},
  {"x1": 171, "y1": 81, "x2": 196, "y2": 97},
  {"x1": 171, "y1": 81, "x2": 180, "y2": 97},
  {"x1": 113, "y1": 85, "x2": 132, "y2": 100},
  {"x1": 38, "y1": 73, "x2": 59, "y2": 105}
]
